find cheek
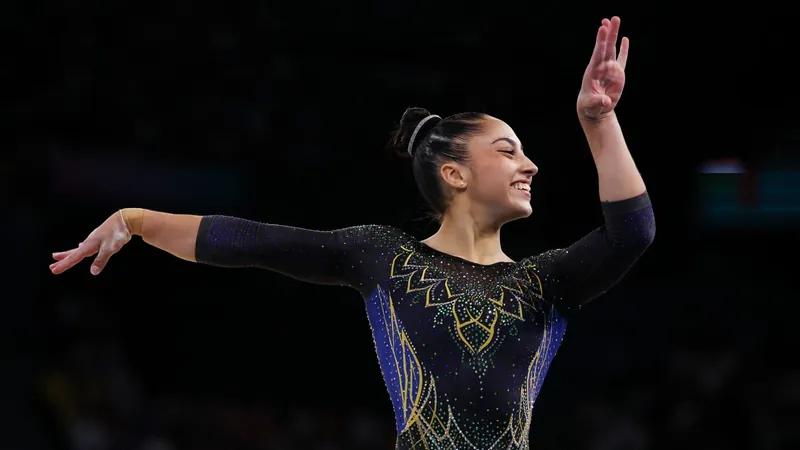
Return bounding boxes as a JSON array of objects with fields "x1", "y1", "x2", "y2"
[{"x1": 470, "y1": 162, "x2": 514, "y2": 199}]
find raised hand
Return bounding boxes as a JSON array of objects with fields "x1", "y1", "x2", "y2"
[
  {"x1": 576, "y1": 16, "x2": 629, "y2": 121},
  {"x1": 50, "y1": 211, "x2": 132, "y2": 276}
]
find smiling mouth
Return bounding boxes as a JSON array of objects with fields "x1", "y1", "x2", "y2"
[{"x1": 511, "y1": 181, "x2": 530, "y2": 192}]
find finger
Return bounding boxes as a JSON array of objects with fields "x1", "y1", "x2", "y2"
[
  {"x1": 90, "y1": 245, "x2": 116, "y2": 276},
  {"x1": 50, "y1": 241, "x2": 99, "y2": 274},
  {"x1": 605, "y1": 16, "x2": 620, "y2": 62},
  {"x1": 590, "y1": 25, "x2": 608, "y2": 65},
  {"x1": 618, "y1": 37, "x2": 629, "y2": 70},
  {"x1": 50, "y1": 244, "x2": 96, "y2": 275},
  {"x1": 52, "y1": 243, "x2": 87, "y2": 260},
  {"x1": 52, "y1": 249, "x2": 77, "y2": 261}
]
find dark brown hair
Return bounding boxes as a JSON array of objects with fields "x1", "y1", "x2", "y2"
[{"x1": 388, "y1": 107, "x2": 487, "y2": 217}]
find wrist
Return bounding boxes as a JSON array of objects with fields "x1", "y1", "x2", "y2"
[
  {"x1": 579, "y1": 110, "x2": 617, "y2": 128},
  {"x1": 120, "y1": 208, "x2": 145, "y2": 236},
  {"x1": 579, "y1": 112, "x2": 620, "y2": 138}
]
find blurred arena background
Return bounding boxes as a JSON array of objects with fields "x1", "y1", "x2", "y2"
[{"x1": 4, "y1": 2, "x2": 798, "y2": 449}]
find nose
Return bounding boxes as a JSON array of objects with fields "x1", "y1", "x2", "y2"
[{"x1": 521, "y1": 156, "x2": 538, "y2": 177}]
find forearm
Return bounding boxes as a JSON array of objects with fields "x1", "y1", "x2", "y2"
[
  {"x1": 121, "y1": 208, "x2": 202, "y2": 262},
  {"x1": 580, "y1": 113, "x2": 646, "y2": 202}
]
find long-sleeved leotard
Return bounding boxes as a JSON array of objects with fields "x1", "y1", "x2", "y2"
[{"x1": 195, "y1": 193, "x2": 655, "y2": 450}]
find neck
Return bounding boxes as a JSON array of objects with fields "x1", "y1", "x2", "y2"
[{"x1": 422, "y1": 202, "x2": 512, "y2": 265}]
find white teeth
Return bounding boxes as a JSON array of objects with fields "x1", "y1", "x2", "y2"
[{"x1": 512, "y1": 182, "x2": 530, "y2": 191}]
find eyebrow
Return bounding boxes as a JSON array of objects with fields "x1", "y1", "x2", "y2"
[{"x1": 492, "y1": 137, "x2": 522, "y2": 150}]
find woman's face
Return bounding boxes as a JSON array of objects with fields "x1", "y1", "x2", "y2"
[{"x1": 453, "y1": 117, "x2": 539, "y2": 222}]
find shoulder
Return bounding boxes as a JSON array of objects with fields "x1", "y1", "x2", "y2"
[
  {"x1": 517, "y1": 250, "x2": 570, "y2": 311},
  {"x1": 336, "y1": 224, "x2": 417, "y2": 247},
  {"x1": 517, "y1": 248, "x2": 570, "y2": 291},
  {"x1": 519, "y1": 248, "x2": 566, "y2": 272}
]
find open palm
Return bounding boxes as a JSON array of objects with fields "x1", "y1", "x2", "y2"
[{"x1": 577, "y1": 16, "x2": 629, "y2": 120}]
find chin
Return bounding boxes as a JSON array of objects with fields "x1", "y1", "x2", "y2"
[
  {"x1": 515, "y1": 205, "x2": 533, "y2": 219},
  {"x1": 513, "y1": 196, "x2": 533, "y2": 217},
  {"x1": 500, "y1": 202, "x2": 533, "y2": 223}
]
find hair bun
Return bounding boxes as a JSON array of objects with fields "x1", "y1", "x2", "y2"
[
  {"x1": 387, "y1": 107, "x2": 441, "y2": 158},
  {"x1": 406, "y1": 114, "x2": 442, "y2": 157}
]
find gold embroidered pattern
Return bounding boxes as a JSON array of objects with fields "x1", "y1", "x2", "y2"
[
  {"x1": 389, "y1": 245, "x2": 544, "y2": 357},
  {"x1": 374, "y1": 282, "x2": 561, "y2": 449}
]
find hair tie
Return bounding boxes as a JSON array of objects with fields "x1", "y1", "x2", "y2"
[{"x1": 407, "y1": 115, "x2": 442, "y2": 157}]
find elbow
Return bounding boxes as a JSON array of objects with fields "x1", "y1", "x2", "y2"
[
  {"x1": 602, "y1": 196, "x2": 656, "y2": 255},
  {"x1": 642, "y1": 210, "x2": 656, "y2": 246},
  {"x1": 624, "y1": 206, "x2": 655, "y2": 253},
  {"x1": 608, "y1": 214, "x2": 655, "y2": 258},
  {"x1": 639, "y1": 220, "x2": 656, "y2": 250},
  {"x1": 628, "y1": 218, "x2": 655, "y2": 256}
]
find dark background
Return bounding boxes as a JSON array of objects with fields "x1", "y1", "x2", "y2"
[{"x1": 4, "y1": 2, "x2": 798, "y2": 449}]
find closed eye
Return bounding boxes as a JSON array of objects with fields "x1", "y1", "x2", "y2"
[{"x1": 498, "y1": 150, "x2": 515, "y2": 155}]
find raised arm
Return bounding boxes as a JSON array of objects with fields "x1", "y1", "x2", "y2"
[
  {"x1": 50, "y1": 208, "x2": 383, "y2": 288},
  {"x1": 576, "y1": 16, "x2": 645, "y2": 202},
  {"x1": 545, "y1": 16, "x2": 654, "y2": 309}
]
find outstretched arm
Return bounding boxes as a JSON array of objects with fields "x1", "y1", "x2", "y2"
[{"x1": 50, "y1": 208, "x2": 380, "y2": 287}]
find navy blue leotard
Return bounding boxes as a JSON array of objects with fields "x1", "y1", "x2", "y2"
[{"x1": 194, "y1": 193, "x2": 655, "y2": 449}]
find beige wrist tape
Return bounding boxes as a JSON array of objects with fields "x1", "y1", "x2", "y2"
[{"x1": 120, "y1": 208, "x2": 145, "y2": 236}]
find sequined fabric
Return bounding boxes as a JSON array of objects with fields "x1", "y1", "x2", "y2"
[{"x1": 195, "y1": 192, "x2": 655, "y2": 449}]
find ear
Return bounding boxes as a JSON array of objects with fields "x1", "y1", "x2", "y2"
[{"x1": 440, "y1": 162, "x2": 469, "y2": 190}]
